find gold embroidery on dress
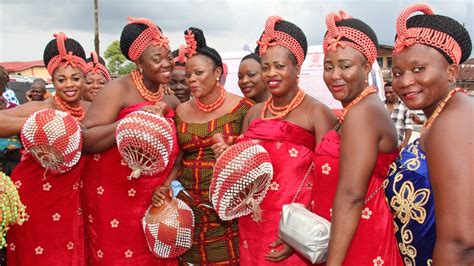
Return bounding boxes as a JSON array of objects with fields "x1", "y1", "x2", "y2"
[{"x1": 389, "y1": 142, "x2": 431, "y2": 266}]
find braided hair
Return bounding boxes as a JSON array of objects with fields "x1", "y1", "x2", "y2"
[
  {"x1": 43, "y1": 36, "x2": 86, "y2": 75},
  {"x1": 256, "y1": 19, "x2": 308, "y2": 66},
  {"x1": 406, "y1": 14, "x2": 471, "y2": 64},
  {"x1": 120, "y1": 18, "x2": 168, "y2": 62},
  {"x1": 322, "y1": 11, "x2": 379, "y2": 65},
  {"x1": 185, "y1": 27, "x2": 223, "y2": 70},
  {"x1": 334, "y1": 18, "x2": 377, "y2": 62},
  {"x1": 120, "y1": 23, "x2": 148, "y2": 61}
]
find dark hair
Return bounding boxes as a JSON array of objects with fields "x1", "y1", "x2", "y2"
[
  {"x1": 329, "y1": 18, "x2": 378, "y2": 63},
  {"x1": 172, "y1": 49, "x2": 186, "y2": 67},
  {"x1": 120, "y1": 23, "x2": 164, "y2": 61},
  {"x1": 186, "y1": 27, "x2": 223, "y2": 70},
  {"x1": 43, "y1": 37, "x2": 86, "y2": 68},
  {"x1": 256, "y1": 19, "x2": 308, "y2": 66},
  {"x1": 241, "y1": 53, "x2": 261, "y2": 64},
  {"x1": 406, "y1": 14, "x2": 472, "y2": 64},
  {"x1": 385, "y1": 81, "x2": 392, "y2": 87},
  {"x1": 86, "y1": 54, "x2": 107, "y2": 66},
  {"x1": 32, "y1": 78, "x2": 46, "y2": 85},
  {"x1": 0, "y1": 66, "x2": 9, "y2": 85}
]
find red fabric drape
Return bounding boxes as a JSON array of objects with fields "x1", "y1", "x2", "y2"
[
  {"x1": 238, "y1": 119, "x2": 315, "y2": 266},
  {"x1": 82, "y1": 102, "x2": 179, "y2": 265},
  {"x1": 7, "y1": 154, "x2": 85, "y2": 266}
]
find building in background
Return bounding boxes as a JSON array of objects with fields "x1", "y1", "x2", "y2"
[
  {"x1": 0, "y1": 60, "x2": 49, "y2": 79},
  {"x1": 458, "y1": 58, "x2": 474, "y2": 94}
]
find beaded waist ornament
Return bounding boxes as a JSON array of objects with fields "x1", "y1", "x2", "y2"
[
  {"x1": 1, "y1": 172, "x2": 27, "y2": 248},
  {"x1": 210, "y1": 140, "x2": 273, "y2": 222},
  {"x1": 20, "y1": 109, "x2": 83, "y2": 175},
  {"x1": 142, "y1": 189, "x2": 194, "y2": 258},
  {"x1": 115, "y1": 111, "x2": 174, "y2": 180}
]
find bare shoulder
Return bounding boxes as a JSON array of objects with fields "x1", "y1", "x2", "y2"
[
  {"x1": 426, "y1": 94, "x2": 473, "y2": 148},
  {"x1": 81, "y1": 100, "x2": 91, "y2": 112},
  {"x1": 226, "y1": 92, "x2": 245, "y2": 105},
  {"x1": 163, "y1": 94, "x2": 180, "y2": 110},
  {"x1": 175, "y1": 100, "x2": 192, "y2": 118},
  {"x1": 304, "y1": 95, "x2": 336, "y2": 119},
  {"x1": 246, "y1": 102, "x2": 264, "y2": 122}
]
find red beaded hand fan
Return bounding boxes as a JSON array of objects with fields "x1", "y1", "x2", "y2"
[
  {"x1": 115, "y1": 111, "x2": 174, "y2": 180},
  {"x1": 142, "y1": 192, "x2": 195, "y2": 258},
  {"x1": 211, "y1": 140, "x2": 273, "y2": 222},
  {"x1": 20, "y1": 109, "x2": 82, "y2": 174}
]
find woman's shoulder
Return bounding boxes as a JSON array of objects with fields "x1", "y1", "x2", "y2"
[
  {"x1": 427, "y1": 93, "x2": 473, "y2": 145},
  {"x1": 101, "y1": 75, "x2": 131, "y2": 94},
  {"x1": 81, "y1": 100, "x2": 91, "y2": 112}
]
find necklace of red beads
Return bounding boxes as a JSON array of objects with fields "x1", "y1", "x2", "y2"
[
  {"x1": 195, "y1": 85, "x2": 226, "y2": 113},
  {"x1": 421, "y1": 87, "x2": 468, "y2": 135},
  {"x1": 131, "y1": 69, "x2": 164, "y2": 103},
  {"x1": 53, "y1": 95, "x2": 84, "y2": 121},
  {"x1": 261, "y1": 89, "x2": 306, "y2": 119}
]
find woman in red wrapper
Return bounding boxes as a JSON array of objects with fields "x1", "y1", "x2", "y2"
[
  {"x1": 311, "y1": 11, "x2": 402, "y2": 265},
  {"x1": 233, "y1": 16, "x2": 336, "y2": 265},
  {"x1": 0, "y1": 32, "x2": 89, "y2": 266},
  {"x1": 81, "y1": 17, "x2": 180, "y2": 265}
]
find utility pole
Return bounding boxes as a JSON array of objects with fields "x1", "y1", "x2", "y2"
[{"x1": 94, "y1": 0, "x2": 100, "y2": 55}]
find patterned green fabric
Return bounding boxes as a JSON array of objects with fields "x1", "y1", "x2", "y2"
[{"x1": 175, "y1": 99, "x2": 252, "y2": 265}]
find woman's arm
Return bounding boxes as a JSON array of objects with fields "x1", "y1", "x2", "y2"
[
  {"x1": 81, "y1": 80, "x2": 126, "y2": 154},
  {"x1": 311, "y1": 102, "x2": 337, "y2": 146},
  {"x1": 326, "y1": 104, "x2": 381, "y2": 266},
  {"x1": 0, "y1": 101, "x2": 48, "y2": 137},
  {"x1": 426, "y1": 103, "x2": 474, "y2": 265}
]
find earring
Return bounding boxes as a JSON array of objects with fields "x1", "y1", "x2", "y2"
[{"x1": 216, "y1": 77, "x2": 220, "y2": 81}]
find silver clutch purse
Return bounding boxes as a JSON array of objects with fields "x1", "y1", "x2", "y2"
[{"x1": 278, "y1": 203, "x2": 331, "y2": 264}]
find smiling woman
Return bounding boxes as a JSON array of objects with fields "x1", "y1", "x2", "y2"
[
  {"x1": 80, "y1": 17, "x2": 180, "y2": 266},
  {"x1": 312, "y1": 10, "x2": 402, "y2": 266},
  {"x1": 83, "y1": 51, "x2": 111, "y2": 102},
  {"x1": 385, "y1": 4, "x2": 473, "y2": 265},
  {"x1": 233, "y1": 16, "x2": 336, "y2": 265},
  {"x1": 0, "y1": 32, "x2": 90, "y2": 266},
  {"x1": 159, "y1": 26, "x2": 252, "y2": 265}
]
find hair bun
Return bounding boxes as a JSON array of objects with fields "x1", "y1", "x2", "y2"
[{"x1": 188, "y1": 27, "x2": 207, "y2": 48}]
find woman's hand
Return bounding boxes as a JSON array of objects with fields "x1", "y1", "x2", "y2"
[
  {"x1": 141, "y1": 102, "x2": 170, "y2": 116},
  {"x1": 151, "y1": 186, "x2": 172, "y2": 207},
  {"x1": 265, "y1": 238, "x2": 294, "y2": 262},
  {"x1": 211, "y1": 133, "x2": 235, "y2": 158}
]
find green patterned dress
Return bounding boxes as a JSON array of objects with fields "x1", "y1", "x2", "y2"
[{"x1": 175, "y1": 98, "x2": 253, "y2": 265}]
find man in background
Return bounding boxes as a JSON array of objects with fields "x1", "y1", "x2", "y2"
[
  {"x1": 26, "y1": 78, "x2": 48, "y2": 101},
  {"x1": 0, "y1": 66, "x2": 19, "y2": 105},
  {"x1": 385, "y1": 81, "x2": 413, "y2": 148}
]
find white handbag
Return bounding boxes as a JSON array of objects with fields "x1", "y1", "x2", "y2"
[
  {"x1": 279, "y1": 203, "x2": 331, "y2": 264},
  {"x1": 278, "y1": 163, "x2": 331, "y2": 264}
]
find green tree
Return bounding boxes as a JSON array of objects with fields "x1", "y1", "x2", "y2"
[{"x1": 104, "y1": 40, "x2": 135, "y2": 75}]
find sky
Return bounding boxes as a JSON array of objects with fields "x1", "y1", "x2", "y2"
[{"x1": 0, "y1": 0, "x2": 472, "y2": 62}]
